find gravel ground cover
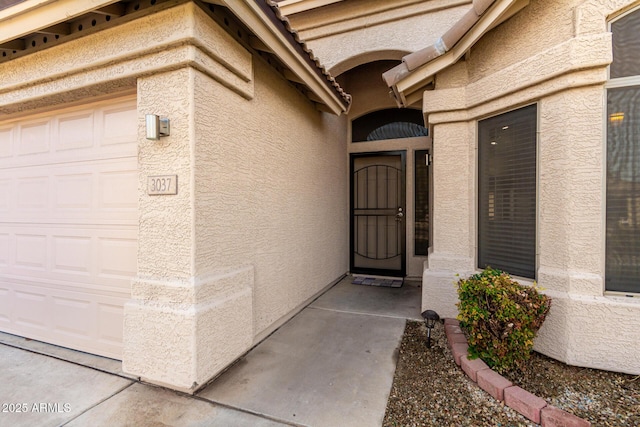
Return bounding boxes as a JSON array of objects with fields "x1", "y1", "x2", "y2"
[
  {"x1": 502, "y1": 351, "x2": 640, "y2": 426},
  {"x1": 383, "y1": 320, "x2": 640, "y2": 426}
]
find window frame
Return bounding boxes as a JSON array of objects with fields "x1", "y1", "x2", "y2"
[
  {"x1": 604, "y1": 7, "x2": 640, "y2": 296},
  {"x1": 414, "y1": 149, "x2": 430, "y2": 256},
  {"x1": 476, "y1": 104, "x2": 539, "y2": 280}
]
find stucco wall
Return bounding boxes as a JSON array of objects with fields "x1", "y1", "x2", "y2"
[
  {"x1": 192, "y1": 56, "x2": 348, "y2": 337},
  {"x1": 422, "y1": 0, "x2": 640, "y2": 375},
  {"x1": 465, "y1": 0, "x2": 582, "y2": 83},
  {"x1": 125, "y1": 3, "x2": 349, "y2": 391},
  {"x1": 0, "y1": 1, "x2": 348, "y2": 392}
]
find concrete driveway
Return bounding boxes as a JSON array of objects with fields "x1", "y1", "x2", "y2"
[{"x1": 0, "y1": 275, "x2": 422, "y2": 427}]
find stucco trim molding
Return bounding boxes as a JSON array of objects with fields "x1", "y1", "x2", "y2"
[
  {"x1": 422, "y1": 34, "x2": 611, "y2": 124},
  {"x1": 0, "y1": 3, "x2": 254, "y2": 112},
  {"x1": 123, "y1": 265, "x2": 255, "y2": 393},
  {"x1": 535, "y1": 286, "x2": 640, "y2": 375}
]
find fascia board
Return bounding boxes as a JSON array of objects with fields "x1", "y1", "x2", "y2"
[
  {"x1": 395, "y1": 0, "x2": 528, "y2": 103},
  {"x1": 0, "y1": 0, "x2": 119, "y2": 44},
  {"x1": 223, "y1": 0, "x2": 346, "y2": 115},
  {"x1": 278, "y1": 0, "x2": 343, "y2": 15}
]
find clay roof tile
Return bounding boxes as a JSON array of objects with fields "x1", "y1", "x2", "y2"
[{"x1": 265, "y1": 0, "x2": 351, "y2": 109}]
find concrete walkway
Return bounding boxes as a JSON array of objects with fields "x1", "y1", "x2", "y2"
[{"x1": 0, "y1": 275, "x2": 422, "y2": 427}]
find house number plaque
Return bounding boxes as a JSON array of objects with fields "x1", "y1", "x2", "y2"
[{"x1": 147, "y1": 175, "x2": 178, "y2": 195}]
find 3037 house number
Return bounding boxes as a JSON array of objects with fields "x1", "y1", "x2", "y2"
[{"x1": 147, "y1": 175, "x2": 178, "y2": 195}]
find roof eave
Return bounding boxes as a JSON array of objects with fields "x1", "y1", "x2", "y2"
[
  {"x1": 221, "y1": 0, "x2": 350, "y2": 115},
  {"x1": 383, "y1": 0, "x2": 529, "y2": 108},
  {"x1": 277, "y1": 0, "x2": 343, "y2": 15},
  {"x1": 0, "y1": 0, "x2": 120, "y2": 44}
]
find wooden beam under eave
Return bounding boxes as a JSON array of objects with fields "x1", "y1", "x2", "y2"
[
  {"x1": 307, "y1": 90, "x2": 324, "y2": 104},
  {"x1": 249, "y1": 35, "x2": 272, "y2": 53},
  {"x1": 93, "y1": 3, "x2": 125, "y2": 16},
  {"x1": 0, "y1": 39, "x2": 25, "y2": 50},
  {"x1": 283, "y1": 68, "x2": 304, "y2": 84},
  {"x1": 315, "y1": 102, "x2": 333, "y2": 113},
  {"x1": 37, "y1": 22, "x2": 71, "y2": 36}
]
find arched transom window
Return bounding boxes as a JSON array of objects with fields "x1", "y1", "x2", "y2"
[{"x1": 351, "y1": 109, "x2": 428, "y2": 142}]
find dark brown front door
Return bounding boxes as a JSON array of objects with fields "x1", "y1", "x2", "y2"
[{"x1": 350, "y1": 152, "x2": 406, "y2": 277}]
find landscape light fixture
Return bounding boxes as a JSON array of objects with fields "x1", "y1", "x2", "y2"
[{"x1": 421, "y1": 309, "x2": 439, "y2": 348}]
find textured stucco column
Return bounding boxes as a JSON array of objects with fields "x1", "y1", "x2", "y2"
[
  {"x1": 422, "y1": 121, "x2": 476, "y2": 318},
  {"x1": 119, "y1": 3, "x2": 260, "y2": 392},
  {"x1": 122, "y1": 67, "x2": 254, "y2": 393},
  {"x1": 534, "y1": 86, "x2": 640, "y2": 374}
]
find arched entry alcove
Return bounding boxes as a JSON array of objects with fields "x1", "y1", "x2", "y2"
[{"x1": 336, "y1": 60, "x2": 431, "y2": 278}]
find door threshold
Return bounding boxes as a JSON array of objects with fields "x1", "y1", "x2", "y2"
[{"x1": 351, "y1": 273, "x2": 404, "y2": 280}]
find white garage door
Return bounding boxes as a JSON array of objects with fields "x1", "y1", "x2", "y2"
[{"x1": 0, "y1": 96, "x2": 138, "y2": 359}]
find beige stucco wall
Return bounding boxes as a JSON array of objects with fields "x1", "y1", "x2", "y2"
[
  {"x1": 127, "y1": 4, "x2": 349, "y2": 391},
  {"x1": 1, "y1": 1, "x2": 348, "y2": 392},
  {"x1": 421, "y1": 0, "x2": 640, "y2": 375},
  {"x1": 191, "y1": 53, "x2": 348, "y2": 338}
]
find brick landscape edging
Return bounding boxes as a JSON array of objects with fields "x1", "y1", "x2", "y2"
[{"x1": 443, "y1": 318, "x2": 591, "y2": 427}]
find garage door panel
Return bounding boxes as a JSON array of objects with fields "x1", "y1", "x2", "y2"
[
  {"x1": 102, "y1": 104, "x2": 138, "y2": 147},
  {"x1": 14, "y1": 289, "x2": 48, "y2": 330},
  {"x1": 54, "y1": 173, "x2": 93, "y2": 210},
  {"x1": 0, "y1": 233, "x2": 8, "y2": 267},
  {"x1": 52, "y1": 295, "x2": 94, "y2": 337},
  {"x1": 17, "y1": 176, "x2": 48, "y2": 211},
  {"x1": 19, "y1": 120, "x2": 50, "y2": 156},
  {"x1": 0, "y1": 96, "x2": 137, "y2": 359},
  {"x1": 1, "y1": 282, "x2": 127, "y2": 358},
  {"x1": 0, "y1": 287, "x2": 9, "y2": 324},
  {"x1": 97, "y1": 237, "x2": 137, "y2": 280},
  {"x1": 0, "y1": 179, "x2": 11, "y2": 212},
  {"x1": 1, "y1": 158, "x2": 138, "y2": 223},
  {"x1": 0, "y1": 128, "x2": 12, "y2": 158},
  {"x1": 99, "y1": 169, "x2": 138, "y2": 211},
  {"x1": 52, "y1": 235, "x2": 92, "y2": 276},
  {"x1": 2, "y1": 273, "x2": 131, "y2": 302},
  {"x1": 15, "y1": 233, "x2": 47, "y2": 270},
  {"x1": 0, "y1": 99, "x2": 137, "y2": 170},
  {"x1": 97, "y1": 303, "x2": 125, "y2": 345},
  {"x1": 1, "y1": 225, "x2": 136, "y2": 291},
  {"x1": 56, "y1": 112, "x2": 95, "y2": 152}
]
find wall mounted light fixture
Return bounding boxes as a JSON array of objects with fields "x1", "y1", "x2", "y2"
[{"x1": 145, "y1": 114, "x2": 170, "y2": 140}]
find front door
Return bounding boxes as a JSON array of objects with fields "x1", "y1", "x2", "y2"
[{"x1": 350, "y1": 152, "x2": 406, "y2": 277}]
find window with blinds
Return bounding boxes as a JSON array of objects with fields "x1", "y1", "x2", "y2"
[
  {"x1": 478, "y1": 104, "x2": 537, "y2": 279},
  {"x1": 606, "y1": 8, "x2": 640, "y2": 294},
  {"x1": 415, "y1": 150, "x2": 429, "y2": 256}
]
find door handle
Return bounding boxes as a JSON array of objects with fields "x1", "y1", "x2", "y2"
[{"x1": 396, "y1": 207, "x2": 404, "y2": 220}]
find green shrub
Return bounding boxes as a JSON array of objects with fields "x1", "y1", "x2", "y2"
[{"x1": 456, "y1": 267, "x2": 551, "y2": 373}]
